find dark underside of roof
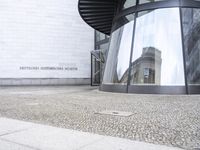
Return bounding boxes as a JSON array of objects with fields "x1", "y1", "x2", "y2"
[{"x1": 78, "y1": 0, "x2": 118, "y2": 35}]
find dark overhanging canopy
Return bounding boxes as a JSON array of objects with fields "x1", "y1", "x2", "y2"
[{"x1": 78, "y1": 0, "x2": 118, "y2": 35}]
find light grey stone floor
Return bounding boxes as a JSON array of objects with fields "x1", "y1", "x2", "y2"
[
  {"x1": 0, "y1": 118, "x2": 182, "y2": 150},
  {"x1": 0, "y1": 86, "x2": 199, "y2": 150}
]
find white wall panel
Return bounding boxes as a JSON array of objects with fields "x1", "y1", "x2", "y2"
[{"x1": 0, "y1": 0, "x2": 94, "y2": 78}]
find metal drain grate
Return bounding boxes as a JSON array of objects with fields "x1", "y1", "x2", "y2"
[
  {"x1": 26, "y1": 103, "x2": 39, "y2": 106},
  {"x1": 95, "y1": 110, "x2": 134, "y2": 117}
]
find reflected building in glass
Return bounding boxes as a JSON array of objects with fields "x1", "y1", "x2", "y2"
[
  {"x1": 130, "y1": 47, "x2": 162, "y2": 85},
  {"x1": 79, "y1": 0, "x2": 200, "y2": 94},
  {"x1": 120, "y1": 47, "x2": 162, "y2": 85}
]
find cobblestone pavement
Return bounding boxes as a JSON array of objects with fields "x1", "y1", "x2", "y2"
[{"x1": 0, "y1": 86, "x2": 199, "y2": 150}]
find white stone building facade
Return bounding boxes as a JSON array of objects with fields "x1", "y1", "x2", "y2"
[{"x1": 0, "y1": 0, "x2": 94, "y2": 85}]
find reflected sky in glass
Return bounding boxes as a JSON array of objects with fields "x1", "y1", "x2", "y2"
[
  {"x1": 132, "y1": 8, "x2": 185, "y2": 85},
  {"x1": 117, "y1": 21, "x2": 134, "y2": 80}
]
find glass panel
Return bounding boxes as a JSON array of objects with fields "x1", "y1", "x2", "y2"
[
  {"x1": 123, "y1": 0, "x2": 136, "y2": 9},
  {"x1": 139, "y1": 0, "x2": 164, "y2": 4},
  {"x1": 100, "y1": 43, "x2": 109, "y2": 79},
  {"x1": 103, "y1": 15, "x2": 135, "y2": 85},
  {"x1": 112, "y1": 14, "x2": 135, "y2": 32},
  {"x1": 181, "y1": 8, "x2": 200, "y2": 86},
  {"x1": 130, "y1": 8, "x2": 185, "y2": 86},
  {"x1": 91, "y1": 55, "x2": 100, "y2": 85},
  {"x1": 95, "y1": 31, "x2": 106, "y2": 42}
]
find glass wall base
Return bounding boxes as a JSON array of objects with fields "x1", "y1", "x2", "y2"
[
  {"x1": 100, "y1": 84, "x2": 188, "y2": 94},
  {"x1": 188, "y1": 86, "x2": 200, "y2": 94}
]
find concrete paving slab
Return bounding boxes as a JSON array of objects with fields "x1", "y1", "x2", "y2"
[
  {"x1": 0, "y1": 118, "x2": 33, "y2": 136},
  {"x1": 0, "y1": 118, "x2": 183, "y2": 150},
  {"x1": 2, "y1": 127, "x2": 104, "y2": 150},
  {"x1": 0, "y1": 118, "x2": 103, "y2": 150},
  {"x1": 0, "y1": 139, "x2": 33, "y2": 150},
  {"x1": 79, "y1": 136, "x2": 181, "y2": 150}
]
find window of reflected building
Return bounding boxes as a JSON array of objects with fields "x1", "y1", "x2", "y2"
[
  {"x1": 130, "y1": 8, "x2": 185, "y2": 86},
  {"x1": 103, "y1": 14, "x2": 135, "y2": 85},
  {"x1": 139, "y1": 0, "x2": 165, "y2": 4},
  {"x1": 181, "y1": 8, "x2": 200, "y2": 86}
]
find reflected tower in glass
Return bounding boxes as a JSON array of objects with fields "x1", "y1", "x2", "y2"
[{"x1": 79, "y1": 0, "x2": 200, "y2": 94}]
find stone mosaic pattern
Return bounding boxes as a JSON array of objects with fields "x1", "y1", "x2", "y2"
[{"x1": 0, "y1": 86, "x2": 199, "y2": 150}]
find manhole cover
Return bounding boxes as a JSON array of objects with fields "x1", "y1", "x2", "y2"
[
  {"x1": 26, "y1": 103, "x2": 39, "y2": 106},
  {"x1": 95, "y1": 110, "x2": 134, "y2": 117}
]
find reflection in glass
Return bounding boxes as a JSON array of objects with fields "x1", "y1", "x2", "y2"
[
  {"x1": 95, "y1": 31, "x2": 106, "y2": 42},
  {"x1": 130, "y1": 8, "x2": 185, "y2": 86},
  {"x1": 181, "y1": 8, "x2": 200, "y2": 85},
  {"x1": 103, "y1": 18, "x2": 134, "y2": 84},
  {"x1": 129, "y1": 47, "x2": 162, "y2": 84},
  {"x1": 122, "y1": 0, "x2": 136, "y2": 9}
]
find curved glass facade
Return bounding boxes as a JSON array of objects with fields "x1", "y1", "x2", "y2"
[
  {"x1": 182, "y1": 8, "x2": 200, "y2": 93},
  {"x1": 130, "y1": 8, "x2": 185, "y2": 86},
  {"x1": 101, "y1": 0, "x2": 200, "y2": 94},
  {"x1": 103, "y1": 15, "x2": 135, "y2": 85}
]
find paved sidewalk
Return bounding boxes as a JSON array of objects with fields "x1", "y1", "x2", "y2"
[
  {"x1": 0, "y1": 118, "x2": 182, "y2": 150},
  {"x1": 0, "y1": 86, "x2": 199, "y2": 149}
]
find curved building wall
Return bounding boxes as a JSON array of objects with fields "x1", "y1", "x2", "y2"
[
  {"x1": 100, "y1": 0, "x2": 200, "y2": 94},
  {"x1": 0, "y1": 0, "x2": 94, "y2": 85}
]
